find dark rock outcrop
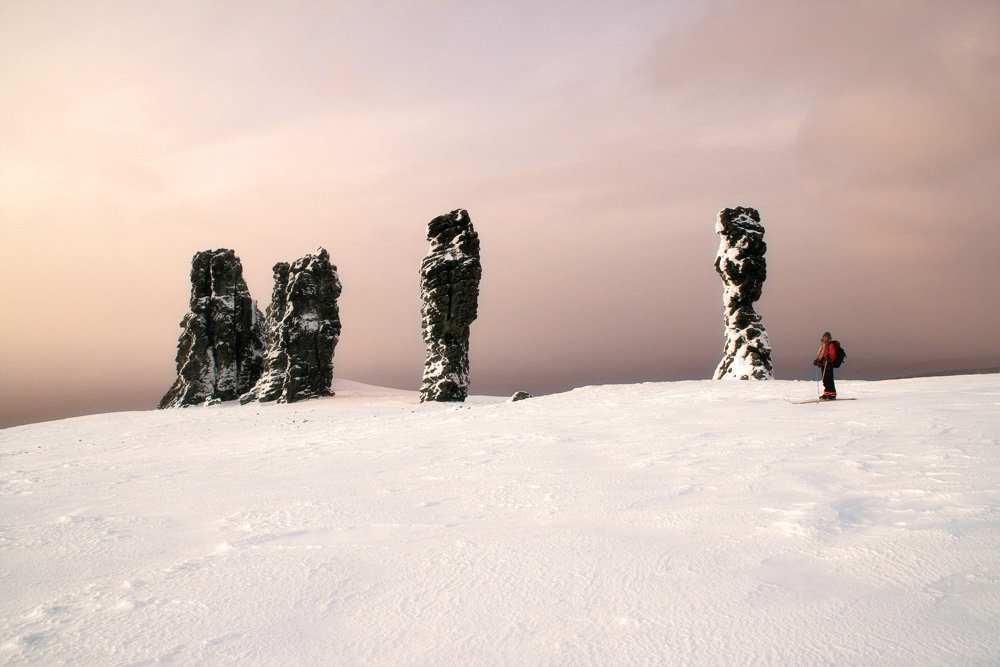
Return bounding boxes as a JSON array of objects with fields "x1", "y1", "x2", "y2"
[
  {"x1": 240, "y1": 248, "x2": 342, "y2": 404},
  {"x1": 510, "y1": 391, "x2": 532, "y2": 402},
  {"x1": 419, "y1": 209, "x2": 482, "y2": 402},
  {"x1": 713, "y1": 207, "x2": 773, "y2": 380},
  {"x1": 238, "y1": 262, "x2": 290, "y2": 403},
  {"x1": 159, "y1": 249, "x2": 265, "y2": 408}
]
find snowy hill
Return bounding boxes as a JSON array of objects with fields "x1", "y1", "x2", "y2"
[{"x1": 2, "y1": 375, "x2": 999, "y2": 665}]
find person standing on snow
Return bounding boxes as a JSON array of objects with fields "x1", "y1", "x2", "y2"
[{"x1": 814, "y1": 332, "x2": 838, "y2": 400}]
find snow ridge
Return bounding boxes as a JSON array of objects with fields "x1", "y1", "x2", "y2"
[{"x1": 2, "y1": 375, "x2": 998, "y2": 664}]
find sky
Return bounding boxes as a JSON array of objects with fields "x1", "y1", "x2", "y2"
[{"x1": 1, "y1": 0, "x2": 998, "y2": 427}]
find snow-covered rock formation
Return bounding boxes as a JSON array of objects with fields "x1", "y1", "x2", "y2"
[
  {"x1": 159, "y1": 249, "x2": 265, "y2": 408},
  {"x1": 238, "y1": 262, "x2": 291, "y2": 404},
  {"x1": 713, "y1": 207, "x2": 773, "y2": 380},
  {"x1": 419, "y1": 209, "x2": 482, "y2": 402},
  {"x1": 240, "y1": 248, "x2": 342, "y2": 404}
]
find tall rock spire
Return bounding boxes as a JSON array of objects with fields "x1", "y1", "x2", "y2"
[
  {"x1": 240, "y1": 248, "x2": 342, "y2": 404},
  {"x1": 159, "y1": 249, "x2": 265, "y2": 408},
  {"x1": 713, "y1": 207, "x2": 773, "y2": 380},
  {"x1": 419, "y1": 209, "x2": 482, "y2": 402}
]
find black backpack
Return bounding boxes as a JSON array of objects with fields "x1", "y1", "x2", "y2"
[{"x1": 832, "y1": 341, "x2": 846, "y2": 368}]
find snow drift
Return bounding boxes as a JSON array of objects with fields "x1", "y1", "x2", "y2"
[{"x1": 2, "y1": 375, "x2": 998, "y2": 664}]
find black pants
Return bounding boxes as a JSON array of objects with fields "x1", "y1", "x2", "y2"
[{"x1": 822, "y1": 363, "x2": 836, "y2": 397}]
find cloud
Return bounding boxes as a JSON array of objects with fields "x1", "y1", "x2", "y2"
[
  {"x1": 2, "y1": 1, "x2": 998, "y2": 425},
  {"x1": 799, "y1": 86, "x2": 995, "y2": 185},
  {"x1": 638, "y1": 0, "x2": 1000, "y2": 370},
  {"x1": 646, "y1": 0, "x2": 1000, "y2": 184}
]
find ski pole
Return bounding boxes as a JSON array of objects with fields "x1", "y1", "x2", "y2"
[{"x1": 815, "y1": 340, "x2": 827, "y2": 397}]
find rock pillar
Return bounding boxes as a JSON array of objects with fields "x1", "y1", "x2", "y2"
[
  {"x1": 419, "y1": 209, "x2": 482, "y2": 402},
  {"x1": 713, "y1": 207, "x2": 773, "y2": 380},
  {"x1": 240, "y1": 248, "x2": 342, "y2": 404},
  {"x1": 160, "y1": 249, "x2": 265, "y2": 408}
]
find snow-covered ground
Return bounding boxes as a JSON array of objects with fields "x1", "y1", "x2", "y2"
[{"x1": 2, "y1": 375, "x2": 998, "y2": 665}]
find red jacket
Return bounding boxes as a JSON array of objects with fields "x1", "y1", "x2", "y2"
[{"x1": 817, "y1": 341, "x2": 838, "y2": 364}]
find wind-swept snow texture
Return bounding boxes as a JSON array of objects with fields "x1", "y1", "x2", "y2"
[
  {"x1": 714, "y1": 207, "x2": 773, "y2": 380},
  {"x1": 419, "y1": 209, "x2": 481, "y2": 402},
  {"x1": 3, "y1": 375, "x2": 999, "y2": 664}
]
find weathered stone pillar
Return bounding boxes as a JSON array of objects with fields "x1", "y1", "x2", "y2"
[
  {"x1": 419, "y1": 209, "x2": 482, "y2": 402},
  {"x1": 160, "y1": 249, "x2": 265, "y2": 408},
  {"x1": 241, "y1": 248, "x2": 342, "y2": 404},
  {"x1": 713, "y1": 207, "x2": 773, "y2": 380}
]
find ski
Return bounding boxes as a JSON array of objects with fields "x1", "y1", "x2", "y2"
[{"x1": 784, "y1": 397, "x2": 856, "y2": 404}]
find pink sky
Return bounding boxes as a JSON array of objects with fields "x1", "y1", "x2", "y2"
[{"x1": 2, "y1": 1, "x2": 998, "y2": 427}]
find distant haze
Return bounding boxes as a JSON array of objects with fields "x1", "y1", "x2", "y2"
[{"x1": 2, "y1": 1, "x2": 998, "y2": 427}]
